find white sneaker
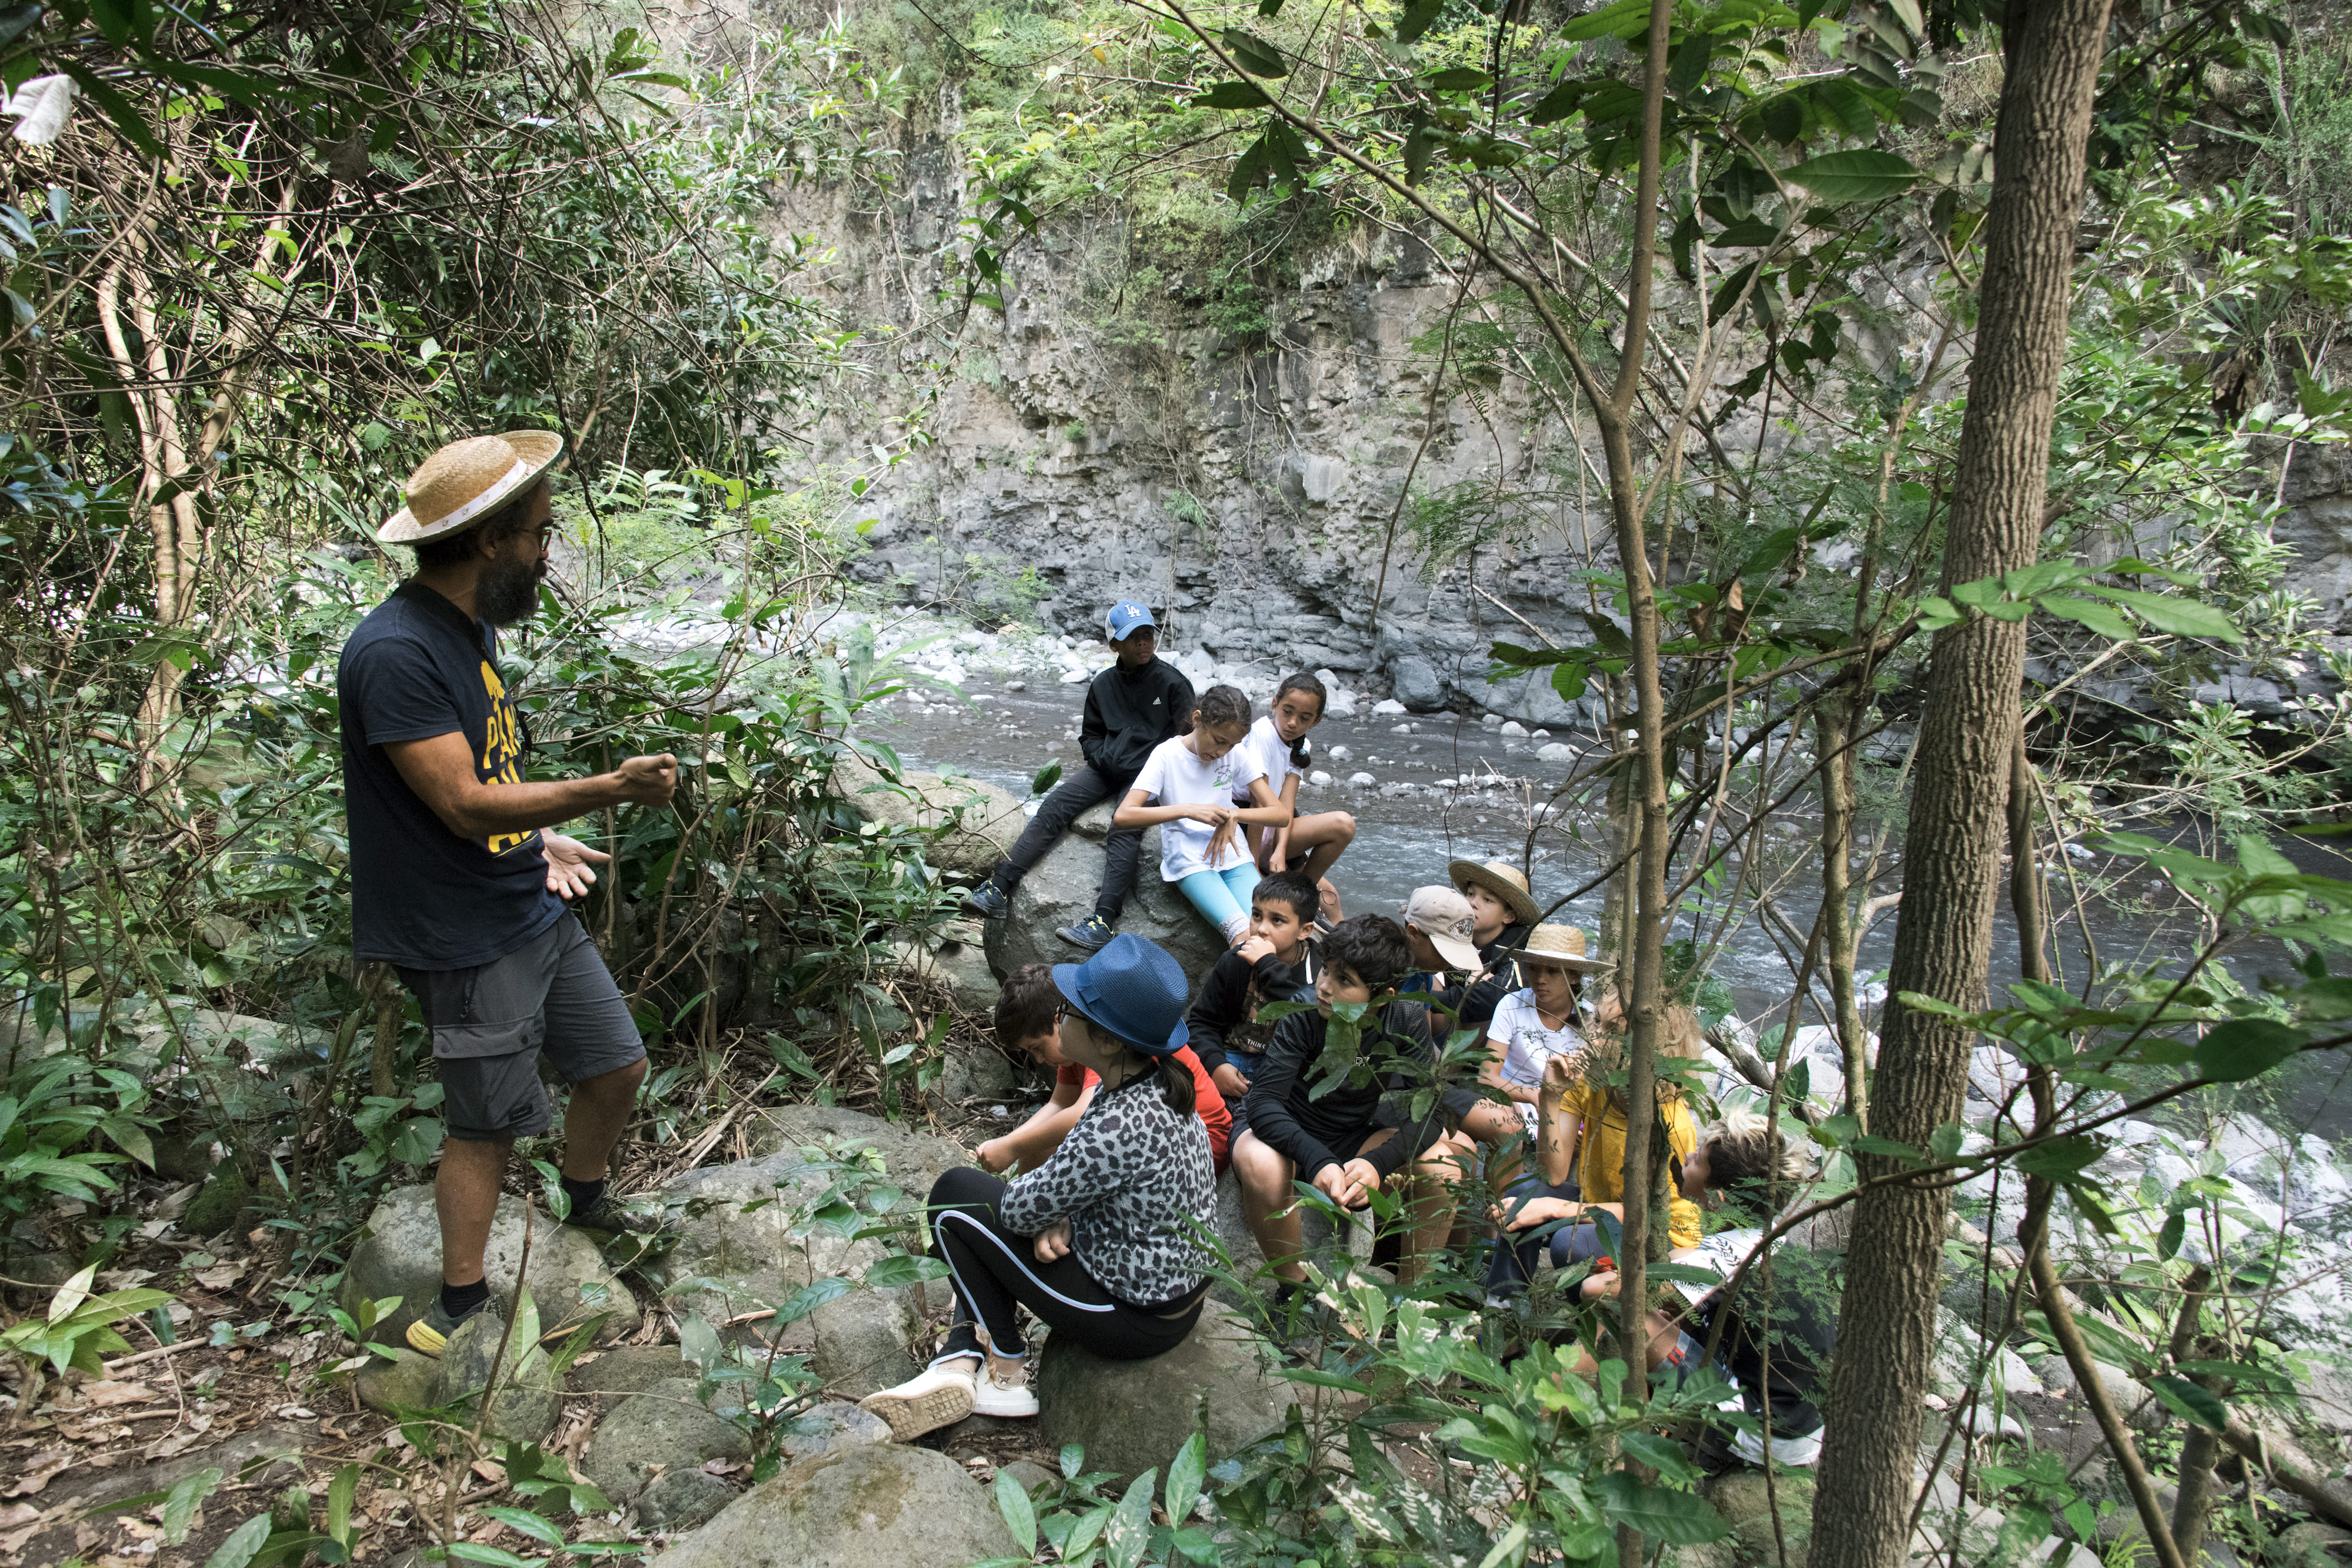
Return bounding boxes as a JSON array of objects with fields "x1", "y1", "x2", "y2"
[
  {"x1": 973, "y1": 1360, "x2": 1038, "y2": 1419},
  {"x1": 857, "y1": 1360, "x2": 977, "y2": 1440}
]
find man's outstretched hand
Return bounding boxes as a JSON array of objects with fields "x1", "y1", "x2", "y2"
[
  {"x1": 542, "y1": 832, "x2": 612, "y2": 900},
  {"x1": 613, "y1": 753, "x2": 679, "y2": 807}
]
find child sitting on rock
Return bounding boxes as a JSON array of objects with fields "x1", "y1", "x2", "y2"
[
  {"x1": 1186, "y1": 870, "x2": 1322, "y2": 1134},
  {"x1": 859, "y1": 935, "x2": 1216, "y2": 1442},
  {"x1": 977, "y1": 964, "x2": 1231, "y2": 1175},
  {"x1": 1115, "y1": 684, "x2": 1291, "y2": 948},
  {"x1": 1462, "y1": 925, "x2": 1611, "y2": 1300},
  {"x1": 1396, "y1": 884, "x2": 1485, "y2": 1021},
  {"x1": 961, "y1": 600, "x2": 1193, "y2": 955},
  {"x1": 1431, "y1": 860, "x2": 1541, "y2": 1038},
  {"x1": 1234, "y1": 914, "x2": 1471, "y2": 1291},
  {"x1": 1492, "y1": 994, "x2": 1709, "y2": 1278},
  {"x1": 1234, "y1": 672, "x2": 1355, "y2": 928},
  {"x1": 1554, "y1": 1111, "x2": 1834, "y2": 1468}
]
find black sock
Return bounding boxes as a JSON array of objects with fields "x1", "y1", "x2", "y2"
[
  {"x1": 1273, "y1": 1280, "x2": 1302, "y2": 1310},
  {"x1": 441, "y1": 1278, "x2": 490, "y2": 1318},
  {"x1": 560, "y1": 1176, "x2": 606, "y2": 1218}
]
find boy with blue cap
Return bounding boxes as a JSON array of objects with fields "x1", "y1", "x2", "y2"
[
  {"x1": 963, "y1": 600, "x2": 1194, "y2": 952},
  {"x1": 858, "y1": 934, "x2": 1217, "y2": 1441}
]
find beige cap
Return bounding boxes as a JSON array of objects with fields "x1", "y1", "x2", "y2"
[
  {"x1": 1401, "y1": 886, "x2": 1483, "y2": 971},
  {"x1": 1448, "y1": 858, "x2": 1541, "y2": 927},
  {"x1": 379, "y1": 430, "x2": 563, "y2": 545},
  {"x1": 1508, "y1": 923, "x2": 1612, "y2": 974}
]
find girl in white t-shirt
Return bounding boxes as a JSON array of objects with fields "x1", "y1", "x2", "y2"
[
  {"x1": 1115, "y1": 686, "x2": 1291, "y2": 944},
  {"x1": 1230, "y1": 672, "x2": 1357, "y2": 927}
]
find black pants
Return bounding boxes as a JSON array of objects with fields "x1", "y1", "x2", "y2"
[
  {"x1": 987, "y1": 764, "x2": 1142, "y2": 921},
  {"x1": 926, "y1": 1167, "x2": 1202, "y2": 1363}
]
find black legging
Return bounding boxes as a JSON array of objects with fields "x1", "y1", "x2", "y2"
[{"x1": 926, "y1": 1166, "x2": 1203, "y2": 1365}]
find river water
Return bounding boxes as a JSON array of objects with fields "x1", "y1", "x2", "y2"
[{"x1": 867, "y1": 673, "x2": 2352, "y2": 1136}]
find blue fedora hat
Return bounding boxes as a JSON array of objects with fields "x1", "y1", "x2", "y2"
[{"x1": 1051, "y1": 933, "x2": 1190, "y2": 1057}]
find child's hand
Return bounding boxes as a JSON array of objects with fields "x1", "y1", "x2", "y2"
[
  {"x1": 1033, "y1": 1218, "x2": 1074, "y2": 1264},
  {"x1": 1580, "y1": 1268, "x2": 1624, "y2": 1301},
  {"x1": 1237, "y1": 934, "x2": 1275, "y2": 964},
  {"x1": 1542, "y1": 1052, "x2": 1582, "y2": 1094},
  {"x1": 1205, "y1": 819, "x2": 1243, "y2": 867},
  {"x1": 1494, "y1": 1195, "x2": 1579, "y2": 1232},
  {"x1": 976, "y1": 1138, "x2": 1013, "y2": 1174},
  {"x1": 1212, "y1": 1062, "x2": 1251, "y2": 1101},
  {"x1": 1185, "y1": 802, "x2": 1237, "y2": 827}
]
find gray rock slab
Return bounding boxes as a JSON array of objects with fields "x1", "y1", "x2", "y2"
[
  {"x1": 583, "y1": 1377, "x2": 754, "y2": 1503},
  {"x1": 570, "y1": 1344, "x2": 694, "y2": 1396},
  {"x1": 811, "y1": 1287, "x2": 920, "y2": 1399},
  {"x1": 648, "y1": 1443, "x2": 1014, "y2": 1568},
  {"x1": 341, "y1": 1185, "x2": 639, "y2": 1349},
  {"x1": 983, "y1": 802, "x2": 1228, "y2": 981},
  {"x1": 776, "y1": 1400, "x2": 891, "y2": 1465},
  {"x1": 432, "y1": 1312, "x2": 560, "y2": 1444},
  {"x1": 1035, "y1": 1300, "x2": 1309, "y2": 1483},
  {"x1": 833, "y1": 750, "x2": 1027, "y2": 877}
]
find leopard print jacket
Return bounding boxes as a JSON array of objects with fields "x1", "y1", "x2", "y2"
[{"x1": 998, "y1": 1070, "x2": 1215, "y2": 1307}]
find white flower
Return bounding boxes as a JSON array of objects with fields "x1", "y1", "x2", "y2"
[{"x1": 4, "y1": 75, "x2": 77, "y2": 146}]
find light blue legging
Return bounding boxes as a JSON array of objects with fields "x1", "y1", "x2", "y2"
[{"x1": 1177, "y1": 862, "x2": 1262, "y2": 941}]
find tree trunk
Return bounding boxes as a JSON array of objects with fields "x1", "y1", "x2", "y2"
[{"x1": 1808, "y1": 5, "x2": 2113, "y2": 1567}]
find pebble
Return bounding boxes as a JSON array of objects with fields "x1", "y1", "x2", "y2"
[
  {"x1": 1538, "y1": 742, "x2": 1573, "y2": 761},
  {"x1": 1389, "y1": 723, "x2": 1413, "y2": 734},
  {"x1": 1372, "y1": 698, "x2": 1406, "y2": 715},
  {"x1": 1327, "y1": 745, "x2": 1352, "y2": 761},
  {"x1": 1499, "y1": 721, "x2": 1529, "y2": 737},
  {"x1": 1481, "y1": 714, "x2": 1504, "y2": 728},
  {"x1": 1347, "y1": 771, "x2": 1377, "y2": 788},
  {"x1": 1005, "y1": 680, "x2": 1026, "y2": 692},
  {"x1": 1308, "y1": 770, "x2": 1334, "y2": 786}
]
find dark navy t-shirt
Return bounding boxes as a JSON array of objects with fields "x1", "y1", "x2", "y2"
[{"x1": 338, "y1": 581, "x2": 562, "y2": 969}]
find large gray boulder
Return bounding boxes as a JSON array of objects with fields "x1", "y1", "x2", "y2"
[
  {"x1": 582, "y1": 1377, "x2": 752, "y2": 1504},
  {"x1": 833, "y1": 750, "x2": 1027, "y2": 877},
  {"x1": 341, "y1": 1186, "x2": 639, "y2": 1349},
  {"x1": 984, "y1": 801, "x2": 1227, "y2": 981},
  {"x1": 811, "y1": 1288, "x2": 921, "y2": 1399},
  {"x1": 427, "y1": 1312, "x2": 560, "y2": 1443},
  {"x1": 1035, "y1": 1300, "x2": 1304, "y2": 1482},
  {"x1": 649, "y1": 1443, "x2": 1013, "y2": 1568},
  {"x1": 1204, "y1": 1167, "x2": 1375, "y2": 1312},
  {"x1": 890, "y1": 931, "x2": 1001, "y2": 1015},
  {"x1": 659, "y1": 1109, "x2": 964, "y2": 1326}
]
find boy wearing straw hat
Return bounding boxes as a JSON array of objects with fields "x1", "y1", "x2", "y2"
[
  {"x1": 1432, "y1": 859, "x2": 1540, "y2": 1038},
  {"x1": 339, "y1": 432, "x2": 680, "y2": 1356}
]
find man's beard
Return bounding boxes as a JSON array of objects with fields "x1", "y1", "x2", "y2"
[{"x1": 477, "y1": 556, "x2": 543, "y2": 627}]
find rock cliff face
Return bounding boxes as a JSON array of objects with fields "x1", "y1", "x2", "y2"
[{"x1": 778, "y1": 118, "x2": 2351, "y2": 721}]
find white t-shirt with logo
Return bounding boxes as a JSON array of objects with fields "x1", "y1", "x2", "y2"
[
  {"x1": 1131, "y1": 735, "x2": 1267, "y2": 881},
  {"x1": 1231, "y1": 714, "x2": 1302, "y2": 805},
  {"x1": 1486, "y1": 988, "x2": 1585, "y2": 1131}
]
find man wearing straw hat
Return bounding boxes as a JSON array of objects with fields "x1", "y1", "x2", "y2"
[{"x1": 339, "y1": 432, "x2": 678, "y2": 1356}]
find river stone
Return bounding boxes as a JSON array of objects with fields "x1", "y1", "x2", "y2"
[
  {"x1": 891, "y1": 932, "x2": 1000, "y2": 1015},
  {"x1": 356, "y1": 1348, "x2": 440, "y2": 1415},
  {"x1": 1204, "y1": 1166, "x2": 1371, "y2": 1310},
  {"x1": 983, "y1": 802, "x2": 1227, "y2": 981},
  {"x1": 583, "y1": 1378, "x2": 753, "y2": 1503},
  {"x1": 931, "y1": 1038, "x2": 1020, "y2": 1108},
  {"x1": 432, "y1": 1312, "x2": 561, "y2": 1443},
  {"x1": 648, "y1": 1443, "x2": 1014, "y2": 1568},
  {"x1": 571, "y1": 1345, "x2": 694, "y2": 1395},
  {"x1": 341, "y1": 1185, "x2": 639, "y2": 1348},
  {"x1": 638, "y1": 1468, "x2": 736, "y2": 1533},
  {"x1": 741, "y1": 1102, "x2": 970, "y2": 1190},
  {"x1": 1707, "y1": 1468, "x2": 1816, "y2": 1568},
  {"x1": 1389, "y1": 654, "x2": 1446, "y2": 711},
  {"x1": 1035, "y1": 1301, "x2": 1299, "y2": 1482},
  {"x1": 811, "y1": 1287, "x2": 920, "y2": 1398},
  {"x1": 832, "y1": 750, "x2": 1027, "y2": 877},
  {"x1": 777, "y1": 1400, "x2": 891, "y2": 1463}
]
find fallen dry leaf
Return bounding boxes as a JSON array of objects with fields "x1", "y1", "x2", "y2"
[
  {"x1": 0, "y1": 1506, "x2": 37, "y2": 1528},
  {"x1": 469, "y1": 1459, "x2": 506, "y2": 1485},
  {"x1": 80, "y1": 1382, "x2": 159, "y2": 1409},
  {"x1": 193, "y1": 1263, "x2": 245, "y2": 1290},
  {"x1": 1, "y1": 1452, "x2": 71, "y2": 1498}
]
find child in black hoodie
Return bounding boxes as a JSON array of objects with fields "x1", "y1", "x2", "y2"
[
  {"x1": 1185, "y1": 870, "x2": 1321, "y2": 1134},
  {"x1": 1233, "y1": 914, "x2": 1471, "y2": 1289}
]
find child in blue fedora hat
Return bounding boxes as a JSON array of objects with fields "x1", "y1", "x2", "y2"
[{"x1": 858, "y1": 934, "x2": 1217, "y2": 1442}]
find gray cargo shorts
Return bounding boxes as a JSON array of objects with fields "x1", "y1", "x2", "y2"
[{"x1": 396, "y1": 914, "x2": 644, "y2": 1141}]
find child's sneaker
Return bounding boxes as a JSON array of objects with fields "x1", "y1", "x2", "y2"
[
  {"x1": 858, "y1": 1359, "x2": 978, "y2": 1440},
  {"x1": 973, "y1": 1359, "x2": 1038, "y2": 1418},
  {"x1": 406, "y1": 1296, "x2": 492, "y2": 1358},
  {"x1": 1055, "y1": 915, "x2": 1115, "y2": 952},
  {"x1": 963, "y1": 881, "x2": 1010, "y2": 920}
]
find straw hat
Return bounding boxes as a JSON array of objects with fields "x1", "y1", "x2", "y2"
[
  {"x1": 1448, "y1": 858, "x2": 1541, "y2": 927},
  {"x1": 379, "y1": 431, "x2": 563, "y2": 545},
  {"x1": 1508, "y1": 924, "x2": 1612, "y2": 974}
]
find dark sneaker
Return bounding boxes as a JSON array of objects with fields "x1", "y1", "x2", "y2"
[
  {"x1": 564, "y1": 1193, "x2": 682, "y2": 1260},
  {"x1": 406, "y1": 1296, "x2": 492, "y2": 1358},
  {"x1": 1056, "y1": 915, "x2": 1115, "y2": 952},
  {"x1": 963, "y1": 881, "x2": 1010, "y2": 920}
]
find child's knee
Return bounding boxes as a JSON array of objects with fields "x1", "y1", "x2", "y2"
[{"x1": 1331, "y1": 812, "x2": 1358, "y2": 844}]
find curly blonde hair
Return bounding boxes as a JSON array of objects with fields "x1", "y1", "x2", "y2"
[
  {"x1": 1700, "y1": 1106, "x2": 1812, "y2": 1186},
  {"x1": 1579, "y1": 994, "x2": 1708, "y2": 1111}
]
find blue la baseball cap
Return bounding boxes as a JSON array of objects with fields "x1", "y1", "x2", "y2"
[{"x1": 1106, "y1": 601, "x2": 1156, "y2": 640}]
